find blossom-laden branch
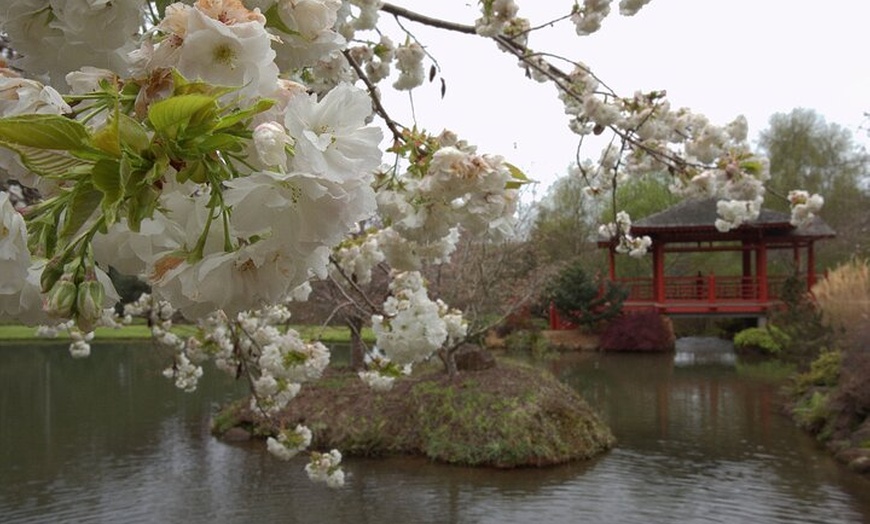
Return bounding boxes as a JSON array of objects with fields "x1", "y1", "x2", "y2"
[
  {"x1": 375, "y1": 1, "x2": 782, "y2": 237},
  {"x1": 0, "y1": 0, "x2": 825, "y2": 486}
]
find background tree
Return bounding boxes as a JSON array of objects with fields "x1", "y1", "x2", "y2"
[
  {"x1": 599, "y1": 173, "x2": 680, "y2": 278},
  {"x1": 529, "y1": 174, "x2": 602, "y2": 265},
  {"x1": 758, "y1": 108, "x2": 870, "y2": 266},
  {"x1": 545, "y1": 261, "x2": 626, "y2": 331}
]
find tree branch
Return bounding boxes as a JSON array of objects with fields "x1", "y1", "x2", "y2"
[
  {"x1": 378, "y1": 3, "x2": 701, "y2": 176},
  {"x1": 342, "y1": 49, "x2": 405, "y2": 144},
  {"x1": 380, "y1": 3, "x2": 477, "y2": 35}
]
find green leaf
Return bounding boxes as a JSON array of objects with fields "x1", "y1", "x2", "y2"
[
  {"x1": 40, "y1": 254, "x2": 68, "y2": 293},
  {"x1": 148, "y1": 94, "x2": 218, "y2": 139},
  {"x1": 118, "y1": 113, "x2": 151, "y2": 154},
  {"x1": 170, "y1": 69, "x2": 236, "y2": 99},
  {"x1": 0, "y1": 143, "x2": 94, "y2": 178},
  {"x1": 60, "y1": 185, "x2": 102, "y2": 240},
  {"x1": 92, "y1": 115, "x2": 122, "y2": 157},
  {"x1": 506, "y1": 162, "x2": 530, "y2": 181},
  {"x1": 126, "y1": 184, "x2": 160, "y2": 233},
  {"x1": 740, "y1": 159, "x2": 764, "y2": 176},
  {"x1": 214, "y1": 99, "x2": 275, "y2": 131},
  {"x1": 194, "y1": 133, "x2": 245, "y2": 152},
  {"x1": 264, "y1": 4, "x2": 299, "y2": 36},
  {"x1": 505, "y1": 162, "x2": 533, "y2": 190},
  {"x1": 0, "y1": 115, "x2": 91, "y2": 150},
  {"x1": 176, "y1": 159, "x2": 209, "y2": 184},
  {"x1": 92, "y1": 158, "x2": 122, "y2": 200}
]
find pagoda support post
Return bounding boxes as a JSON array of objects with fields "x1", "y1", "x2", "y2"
[
  {"x1": 653, "y1": 242, "x2": 665, "y2": 303},
  {"x1": 742, "y1": 243, "x2": 753, "y2": 298},
  {"x1": 757, "y1": 243, "x2": 769, "y2": 302},
  {"x1": 807, "y1": 242, "x2": 817, "y2": 290}
]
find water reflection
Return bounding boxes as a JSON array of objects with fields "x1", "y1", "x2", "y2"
[
  {"x1": 1, "y1": 340, "x2": 869, "y2": 523},
  {"x1": 674, "y1": 336, "x2": 738, "y2": 367}
]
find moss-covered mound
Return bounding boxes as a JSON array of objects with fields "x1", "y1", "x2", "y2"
[{"x1": 215, "y1": 360, "x2": 615, "y2": 468}]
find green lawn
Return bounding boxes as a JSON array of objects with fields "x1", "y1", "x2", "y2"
[{"x1": 0, "y1": 323, "x2": 373, "y2": 344}]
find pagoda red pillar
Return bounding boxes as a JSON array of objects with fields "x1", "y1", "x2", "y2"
[
  {"x1": 742, "y1": 243, "x2": 753, "y2": 299},
  {"x1": 807, "y1": 241, "x2": 817, "y2": 290},
  {"x1": 653, "y1": 242, "x2": 665, "y2": 303},
  {"x1": 757, "y1": 243, "x2": 768, "y2": 302}
]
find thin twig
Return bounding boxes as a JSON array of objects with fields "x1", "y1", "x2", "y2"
[{"x1": 341, "y1": 49, "x2": 405, "y2": 143}]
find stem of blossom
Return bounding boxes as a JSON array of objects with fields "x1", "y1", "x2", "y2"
[
  {"x1": 190, "y1": 211, "x2": 213, "y2": 262},
  {"x1": 221, "y1": 208, "x2": 233, "y2": 252},
  {"x1": 232, "y1": 322, "x2": 277, "y2": 423},
  {"x1": 327, "y1": 256, "x2": 383, "y2": 314}
]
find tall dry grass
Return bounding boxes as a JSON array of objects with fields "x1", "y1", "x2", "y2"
[{"x1": 811, "y1": 258, "x2": 870, "y2": 346}]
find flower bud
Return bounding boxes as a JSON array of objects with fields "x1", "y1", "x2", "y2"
[
  {"x1": 40, "y1": 257, "x2": 67, "y2": 293},
  {"x1": 76, "y1": 280, "x2": 105, "y2": 332},
  {"x1": 253, "y1": 121, "x2": 292, "y2": 167},
  {"x1": 45, "y1": 280, "x2": 78, "y2": 318}
]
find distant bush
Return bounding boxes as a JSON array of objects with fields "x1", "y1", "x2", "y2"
[
  {"x1": 770, "y1": 275, "x2": 834, "y2": 368},
  {"x1": 599, "y1": 310, "x2": 674, "y2": 352},
  {"x1": 792, "y1": 350, "x2": 842, "y2": 395},
  {"x1": 733, "y1": 325, "x2": 790, "y2": 355},
  {"x1": 792, "y1": 391, "x2": 831, "y2": 435}
]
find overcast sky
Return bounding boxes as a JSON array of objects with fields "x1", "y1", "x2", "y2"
[{"x1": 378, "y1": 1, "x2": 870, "y2": 194}]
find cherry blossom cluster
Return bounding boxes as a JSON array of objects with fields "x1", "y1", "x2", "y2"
[
  {"x1": 124, "y1": 292, "x2": 343, "y2": 481},
  {"x1": 1, "y1": 182, "x2": 122, "y2": 357},
  {"x1": 599, "y1": 211, "x2": 651, "y2": 258},
  {"x1": 788, "y1": 190, "x2": 825, "y2": 228},
  {"x1": 376, "y1": 131, "x2": 519, "y2": 270},
  {"x1": 368, "y1": 270, "x2": 467, "y2": 387},
  {"x1": 332, "y1": 233, "x2": 385, "y2": 286},
  {"x1": 267, "y1": 424, "x2": 313, "y2": 461},
  {"x1": 357, "y1": 347, "x2": 411, "y2": 392},
  {"x1": 305, "y1": 449, "x2": 345, "y2": 488},
  {"x1": 475, "y1": 0, "x2": 520, "y2": 37},
  {"x1": 1, "y1": 0, "x2": 144, "y2": 88}
]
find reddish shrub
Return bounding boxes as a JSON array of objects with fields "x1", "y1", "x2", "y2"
[{"x1": 599, "y1": 310, "x2": 675, "y2": 352}]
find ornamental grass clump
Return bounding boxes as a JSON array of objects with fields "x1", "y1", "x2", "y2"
[{"x1": 812, "y1": 258, "x2": 870, "y2": 346}]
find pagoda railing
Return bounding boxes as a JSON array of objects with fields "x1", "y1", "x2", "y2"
[{"x1": 615, "y1": 275, "x2": 789, "y2": 303}]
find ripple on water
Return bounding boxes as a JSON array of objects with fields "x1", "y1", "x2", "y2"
[{"x1": 2, "y1": 343, "x2": 870, "y2": 523}]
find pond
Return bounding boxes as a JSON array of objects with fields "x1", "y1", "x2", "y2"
[{"x1": 1, "y1": 338, "x2": 869, "y2": 523}]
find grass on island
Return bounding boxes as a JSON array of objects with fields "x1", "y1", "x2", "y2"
[
  {"x1": 217, "y1": 358, "x2": 616, "y2": 468},
  {"x1": 0, "y1": 322, "x2": 374, "y2": 344}
]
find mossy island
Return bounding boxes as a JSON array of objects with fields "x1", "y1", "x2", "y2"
[{"x1": 214, "y1": 358, "x2": 615, "y2": 468}]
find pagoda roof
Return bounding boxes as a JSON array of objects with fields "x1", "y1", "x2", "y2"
[{"x1": 601, "y1": 198, "x2": 835, "y2": 244}]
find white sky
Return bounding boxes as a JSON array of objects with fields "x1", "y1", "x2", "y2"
[{"x1": 378, "y1": 1, "x2": 870, "y2": 194}]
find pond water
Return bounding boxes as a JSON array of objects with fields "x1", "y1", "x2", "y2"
[{"x1": 1, "y1": 338, "x2": 869, "y2": 523}]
